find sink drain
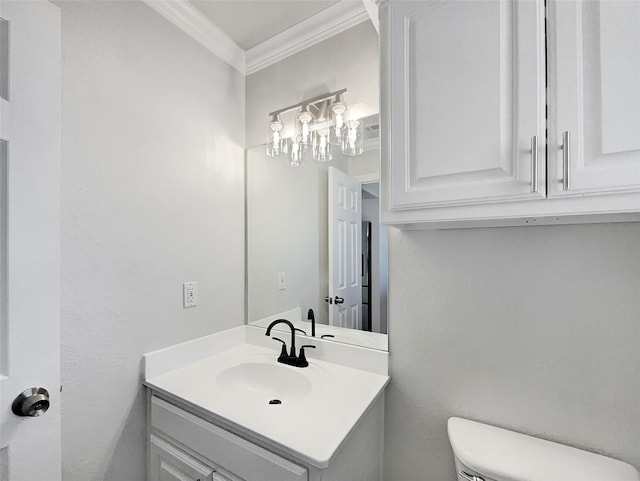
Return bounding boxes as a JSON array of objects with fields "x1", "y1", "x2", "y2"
[{"x1": 268, "y1": 399, "x2": 282, "y2": 405}]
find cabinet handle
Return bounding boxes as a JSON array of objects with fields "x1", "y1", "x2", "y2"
[
  {"x1": 531, "y1": 135, "x2": 539, "y2": 193},
  {"x1": 562, "y1": 131, "x2": 571, "y2": 190}
]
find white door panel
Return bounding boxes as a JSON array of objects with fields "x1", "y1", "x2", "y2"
[
  {"x1": 549, "y1": 0, "x2": 640, "y2": 196},
  {"x1": 0, "y1": 2, "x2": 61, "y2": 480},
  {"x1": 385, "y1": 0, "x2": 546, "y2": 210},
  {"x1": 328, "y1": 168, "x2": 361, "y2": 329}
]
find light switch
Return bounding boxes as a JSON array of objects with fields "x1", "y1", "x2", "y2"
[
  {"x1": 277, "y1": 272, "x2": 286, "y2": 290},
  {"x1": 183, "y1": 282, "x2": 198, "y2": 308}
]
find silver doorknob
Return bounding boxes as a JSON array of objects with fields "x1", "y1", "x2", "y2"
[
  {"x1": 12, "y1": 387, "x2": 50, "y2": 417},
  {"x1": 334, "y1": 296, "x2": 344, "y2": 304}
]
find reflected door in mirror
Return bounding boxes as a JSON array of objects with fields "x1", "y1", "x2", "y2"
[{"x1": 328, "y1": 167, "x2": 362, "y2": 329}]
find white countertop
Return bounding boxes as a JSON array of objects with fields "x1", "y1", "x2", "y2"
[{"x1": 144, "y1": 326, "x2": 389, "y2": 468}]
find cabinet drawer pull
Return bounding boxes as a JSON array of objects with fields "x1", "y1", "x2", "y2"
[
  {"x1": 531, "y1": 135, "x2": 539, "y2": 193},
  {"x1": 562, "y1": 131, "x2": 571, "y2": 190}
]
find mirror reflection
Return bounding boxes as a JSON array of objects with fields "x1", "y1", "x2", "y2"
[{"x1": 245, "y1": 20, "x2": 387, "y2": 350}]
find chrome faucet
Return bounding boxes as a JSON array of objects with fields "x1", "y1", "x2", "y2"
[{"x1": 265, "y1": 318, "x2": 315, "y2": 368}]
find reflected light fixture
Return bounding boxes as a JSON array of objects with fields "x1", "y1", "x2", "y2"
[
  {"x1": 265, "y1": 88, "x2": 365, "y2": 166},
  {"x1": 288, "y1": 135, "x2": 304, "y2": 167},
  {"x1": 329, "y1": 94, "x2": 347, "y2": 146},
  {"x1": 313, "y1": 128, "x2": 333, "y2": 162},
  {"x1": 266, "y1": 114, "x2": 285, "y2": 158},
  {"x1": 296, "y1": 105, "x2": 314, "y2": 152},
  {"x1": 342, "y1": 119, "x2": 364, "y2": 157}
]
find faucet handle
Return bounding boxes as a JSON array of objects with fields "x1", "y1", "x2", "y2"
[
  {"x1": 296, "y1": 345, "x2": 316, "y2": 367},
  {"x1": 270, "y1": 337, "x2": 289, "y2": 361}
]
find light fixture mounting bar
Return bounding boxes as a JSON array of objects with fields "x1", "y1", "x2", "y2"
[{"x1": 268, "y1": 88, "x2": 347, "y2": 118}]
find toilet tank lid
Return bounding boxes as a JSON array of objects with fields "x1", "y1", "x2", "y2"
[{"x1": 448, "y1": 417, "x2": 640, "y2": 481}]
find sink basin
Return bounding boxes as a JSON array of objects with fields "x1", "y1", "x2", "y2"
[{"x1": 216, "y1": 362, "x2": 312, "y2": 401}]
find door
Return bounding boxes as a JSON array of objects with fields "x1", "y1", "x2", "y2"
[
  {"x1": 383, "y1": 0, "x2": 546, "y2": 211},
  {"x1": 328, "y1": 167, "x2": 361, "y2": 329},
  {"x1": 0, "y1": 2, "x2": 61, "y2": 480},
  {"x1": 548, "y1": 0, "x2": 640, "y2": 196}
]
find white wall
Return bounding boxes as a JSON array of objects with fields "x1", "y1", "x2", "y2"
[
  {"x1": 59, "y1": 2, "x2": 245, "y2": 480},
  {"x1": 383, "y1": 223, "x2": 640, "y2": 480},
  {"x1": 246, "y1": 146, "x2": 347, "y2": 325}
]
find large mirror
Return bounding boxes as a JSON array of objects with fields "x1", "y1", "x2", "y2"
[{"x1": 245, "y1": 18, "x2": 387, "y2": 350}]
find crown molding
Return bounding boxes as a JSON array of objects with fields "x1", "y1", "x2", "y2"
[
  {"x1": 361, "y1": 0, "x2": 379, "y2": 33},
  {"x1": 143, "y1": 0, "x2": 246, "y2": 74},
  {"x1": 245, "y1": 0, "x2": 369, "y2": 76},
  {"x1": 144, "y1": 0, "x2": 373, "y2": 77}
]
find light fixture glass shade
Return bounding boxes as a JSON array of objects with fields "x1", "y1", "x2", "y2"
[
  {"x1": 313, "y1": 128, "x2": 333, "y2": 162},
  {"x1": 266, "y1": 115, "x2": 285, "y2": 157},
  {"x1": 329, "y1": 99, "x2": 348, "y2": 146},
  {"x1": 288, "y1": 135, "x2": 304, "y2": 167},
  {"x1": 342, "y1": 119, "x2": 364, "y2": 157},
  {"x1": 296, "y1": 105, "x2": 314, "y2": 152}
]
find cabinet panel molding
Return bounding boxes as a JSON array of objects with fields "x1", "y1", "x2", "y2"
[
  {"x1": 548, "y1": 0, "x2": 640, "y2": 196},
  {"x1": 384, "y1": 0, "x2": 546, "y2": 212},
  {"x1": 380, "y1": 0, "x2": 640, "y2": 228},
  {"x1": 150, "y1": 435, "x2": 214, "y2": 481},
  {"x1": 151, "y1": 397, "x2": 308, "y2": 481}
]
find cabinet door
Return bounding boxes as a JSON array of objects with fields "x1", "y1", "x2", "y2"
[
  {"x1": 150, "y1": 397, "x2": 307, "y2": 481},
  {"x1": 548, "y1": 0, "x2": 640, "y2": 197},
  {"x1": 382, "y1": 0, "x2": 546, "y2": 213},
  {"x1": 150, "y1": 435, "x2": 214, "y2": 481}
]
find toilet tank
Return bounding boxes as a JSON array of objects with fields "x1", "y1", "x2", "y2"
[{"x1": 448, "y1": 417, "x2": 640, "y2": 481}]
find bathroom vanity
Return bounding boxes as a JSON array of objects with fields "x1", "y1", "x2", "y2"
[{"x1": 144, "y1": 326, "x2": 389, "y2": 481}]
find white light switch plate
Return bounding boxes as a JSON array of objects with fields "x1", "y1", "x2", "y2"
[
  {"x1": 183, "y1": 282, "x2": 198, "y2": 308},
  {"x1": 277, "y1": 272, "x2": 286, "y2": 290}
]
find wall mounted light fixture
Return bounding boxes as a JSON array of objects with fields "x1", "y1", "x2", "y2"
[{"x1": 265, "y1": 88, "x2": 364, "y2": 166}]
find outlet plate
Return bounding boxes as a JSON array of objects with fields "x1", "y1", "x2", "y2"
[{"x1": 183, "y1": 282, "x2": 198, "y2": 308}]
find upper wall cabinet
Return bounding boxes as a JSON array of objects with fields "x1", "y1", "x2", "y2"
[
  {"x1": 548, "y1": 0, "x2": 640, "y2": 197},
  {"x1": 380, "y1": 0, "x2": 640, "y2": 228}
]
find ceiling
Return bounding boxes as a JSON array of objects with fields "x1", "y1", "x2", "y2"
[{"x1": 191, "y1": 0, "x2": 340, "y2": 50}]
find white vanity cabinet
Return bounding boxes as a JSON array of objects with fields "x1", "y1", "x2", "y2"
[
  {"x1": 147, "y1": 392, "x2": 386, "y2": 481},
  {"x1": 148, "y1": 395, "x2": 308, "y2": 481},
  {"x1": 380, "y1": 0, "x2": 640, "y2": 227},
  {"x1": 150, "y1": 434, "x2": 220, "y2": 481}
]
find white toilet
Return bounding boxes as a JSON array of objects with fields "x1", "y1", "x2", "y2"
[{"x1": 448, "y1": 417, "x2": 640, "y2": 481}]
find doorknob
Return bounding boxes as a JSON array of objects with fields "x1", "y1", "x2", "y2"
[
  {"x1": 12, "y1": 387, "x2": 50, "y2": 417},
  {"x1": 334, "y1": 296, "x2": 344, "y2": 304},
  {"x1": 324, "y1": 296, "x2": 333, "y2": 304}
]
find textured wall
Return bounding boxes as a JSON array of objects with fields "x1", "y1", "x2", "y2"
[
  {"x1": 384, "y1": 223, "x2": 640, "y2": 480},
  {"x1": 246, "y1": 146, "x2": 348, "y2": 326},
  {"x1": 59, "y1": 2, "x2": 245, "y2": 480}
]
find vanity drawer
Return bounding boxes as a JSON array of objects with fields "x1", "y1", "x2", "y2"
[{"x1": 151, "y1": 396, "x2": 308, "y2": 481}]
